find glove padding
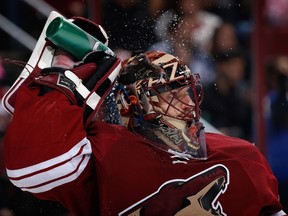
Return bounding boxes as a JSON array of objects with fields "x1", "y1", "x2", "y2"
[{"x1": 31, "y1": 52, "x2": 121, "y2": 126}]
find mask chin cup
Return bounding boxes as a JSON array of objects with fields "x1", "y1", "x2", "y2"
[
  {"x1": 182, "y1": 121, "x2": 207, "y2": 160},
  {"x1": 131, "y1": 118, "x2": 207, "y2": 160}
]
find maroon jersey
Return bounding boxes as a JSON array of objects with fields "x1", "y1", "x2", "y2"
[{"x1": 3, "y1": 85, "x2": 286, "y2": 216}]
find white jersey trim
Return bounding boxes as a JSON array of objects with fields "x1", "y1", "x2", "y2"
[
  {"x1": 6, "y1": 137, "x2": 92, "y2": 193},
  {"x1": 270, "y1": 210, "x2": 287, "y2": 216}
]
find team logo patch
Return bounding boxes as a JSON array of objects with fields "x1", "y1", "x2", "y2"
[{"x1": 119, "y1": 164, "x2": 230, "y2": 216}]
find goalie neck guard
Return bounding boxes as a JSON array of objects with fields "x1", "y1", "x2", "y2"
[{"x1": 117, "y1": 51, "x2": 207, "y2": 160}]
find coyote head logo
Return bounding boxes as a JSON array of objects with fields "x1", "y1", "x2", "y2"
[{"x1": 119, "y1": 164, "x2": 230, "y2": 216}]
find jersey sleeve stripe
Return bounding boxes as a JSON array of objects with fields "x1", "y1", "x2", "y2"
[{"x1": 6, "y1": 137, "x2": 92, "y2": 193}]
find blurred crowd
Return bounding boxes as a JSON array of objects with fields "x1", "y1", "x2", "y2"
[
  {"x1": 0, "y1": 0, "x2": 287, "y2": 215},
  {"x1": 265, "y1": 55, "x2": 288, "y2": 212}
]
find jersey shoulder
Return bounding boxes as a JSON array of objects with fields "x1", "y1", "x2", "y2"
[{"x1": 205, "y1": 132, "x2": 264, "y2": 163}]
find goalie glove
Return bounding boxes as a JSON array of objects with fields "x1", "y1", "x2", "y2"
[
  {"x1": 32, "y1": 51, "x2": 121, "y2": 126},
  {"x1": 2, "y1": 11, "x2": 121, "y2": 126}
]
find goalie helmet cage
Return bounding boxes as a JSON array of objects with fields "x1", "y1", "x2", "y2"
[{"x1": 253, "y1": 0, "x2": 288, "y2": 156}]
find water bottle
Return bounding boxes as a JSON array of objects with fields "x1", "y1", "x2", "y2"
[{"x1": 46, "y1": 16, "x2": 115, "y2": 60}]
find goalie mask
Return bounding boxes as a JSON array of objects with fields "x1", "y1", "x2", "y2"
[{"x1": 117, "y1": 51, "x2": 207, "y2": 160}]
